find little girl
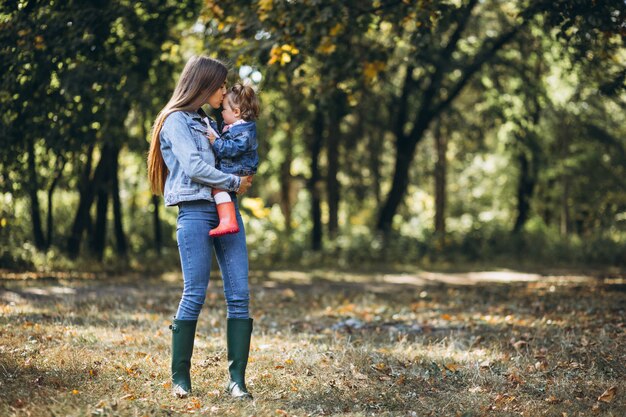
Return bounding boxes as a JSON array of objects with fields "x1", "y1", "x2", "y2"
[{"x1": 206, "y1": 82, "x2": 259, "y2": 236}]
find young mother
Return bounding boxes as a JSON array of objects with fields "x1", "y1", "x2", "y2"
[{"x1": 147, "y1": 56, "x2": 255, "y2": 400}]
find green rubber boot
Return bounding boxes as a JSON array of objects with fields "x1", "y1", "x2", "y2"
[
  {"x1": 226, "y1": 318, "x2": 253, "y2": 399},
  {"x1": 170, "y1": 319, "x2": 197, "y2": 398}
]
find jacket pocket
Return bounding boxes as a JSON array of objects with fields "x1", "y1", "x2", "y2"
[{"x1": 190, "y1": 125, "x2": 211, "y2": 151}]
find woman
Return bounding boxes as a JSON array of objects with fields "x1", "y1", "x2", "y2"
[{"x1": 147, "y1": 56, "x2": 255, "y2": 400}]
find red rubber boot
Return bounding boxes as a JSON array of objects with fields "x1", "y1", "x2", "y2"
[{"x1": 209, "y1": 202, "x2": 240, "y2": 237}]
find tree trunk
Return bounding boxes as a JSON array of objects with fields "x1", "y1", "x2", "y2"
[
  {"x1": 91, "y1": 175, "x2": 109, "y2": 260},
  {"x1": 561, "y1": 177, "x2": 570, "y2": 237},
  {"x1": 46, "y1": 154, "x2": 66, "y2": 249},
  {"x1": 110, "y1": 146, "x2": 127, "y2": 256},
  {"x1": 376, "y1": 121, "x2": 428, "y2": 233},
  {"x1": 67, "y1": 142, "x2": 102, "y2": 258},
  {"x1": 279, "y1": 123, "x2": 294, "y2": 234},
  {"x1": 326, "y1": 91, "x2": 346, "y2": 239},
  {"x1": 434, "y1": 120, "x2": 447, "y2": 236},
  {"x1": 513, "y1": 150, "x2": 534, "y2": 233},
  {"x1": 309, "y1": 105, "x2": 324, "y2": 251},
  {"x1": 26, "y1": 137, "x2": 46, "y2": 250}
]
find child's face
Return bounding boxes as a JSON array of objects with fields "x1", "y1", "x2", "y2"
[{"x1": 221, "y1": 95, "x2": 241, "y2": 125}]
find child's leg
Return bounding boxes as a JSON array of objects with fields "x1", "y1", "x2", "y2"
[{"x1": 209, "y1": 188, "x2": 240, "y2": 237}]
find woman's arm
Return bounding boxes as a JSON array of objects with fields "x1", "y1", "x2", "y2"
[
  {"x1": 162, "y1": 114, "x2": 241, "y2": 192},
  {"x1": 212, "y1": 130, "x2": 252, "y2": 159}
]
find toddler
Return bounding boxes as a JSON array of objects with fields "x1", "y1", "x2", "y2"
[{"x1": 206, "y1": 82, "x2": 259, "y2": 236}]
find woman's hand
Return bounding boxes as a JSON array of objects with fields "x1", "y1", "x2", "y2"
[
  {"x1": 236, "y1": 175, "x2": 254, "y2": 195},
  {"x1": 208, "y1": 132, "x2": 216, "y2": 145}
]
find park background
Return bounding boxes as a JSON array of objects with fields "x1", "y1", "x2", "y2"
[{"x1": 1, "y1": 1, "x2": 625, "y2": 416}]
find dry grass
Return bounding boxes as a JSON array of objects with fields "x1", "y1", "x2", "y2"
[{"x1": 0, "y1": 269, "x2": 624, "y2": 416}]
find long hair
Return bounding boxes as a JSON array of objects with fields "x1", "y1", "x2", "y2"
[{"x1": 147, "y1": 56, "x2": 228, "y2": 195}]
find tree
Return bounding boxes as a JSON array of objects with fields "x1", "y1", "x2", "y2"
[{"x1": 0, "y1": 0, "x2": 201, "y2": 258}]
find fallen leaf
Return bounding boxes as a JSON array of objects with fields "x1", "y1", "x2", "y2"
[
  {"x1": 512, "y1": 340, "x2": 528, "y2": 350},
  {"x1": 444, "y1": 363, "x2": 459, "y2": 372},
  {"x1": 508, "y1": 373, "x2": 524, "y2": 385},
  {"x1": 494, "y1": 393, "x2": 516, "y2": 404},
  {"x1": 546, "y1": 395, "x2": 560, "y2": 404},
  {"x1": 597, "y1": 386, "x2": 616, "y2": 403},
  {"x1": 187, "y1": 398, "x2": 201, "y2": 410},
  {"x1": 479, "y1": 359, "x2": 491, "y2": 368},
  {"x1": 373, "y1": 362, "x2": 387, "y2": 371},
  {"x1": 534, "y1": 360, "x2": 548, "y2": 371},
  {"x1": 441, "y1": 314, "x2": 452, "y2": 321}
]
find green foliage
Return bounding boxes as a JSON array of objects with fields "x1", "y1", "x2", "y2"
[{"x1": 1, "y1": 0, "x2": 625, "y2": 271}]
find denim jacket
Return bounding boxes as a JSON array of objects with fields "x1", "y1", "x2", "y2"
[
  {"x1": 212, "y1": 121, "x2": 259, "y2": 176},
  {"x1": 160, "y1": 110, "x2": 241, "y2": 207}
]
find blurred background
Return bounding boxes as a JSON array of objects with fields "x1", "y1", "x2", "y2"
[{"x1": 1, "y1": 0, "x2": 625, "y2": 273}]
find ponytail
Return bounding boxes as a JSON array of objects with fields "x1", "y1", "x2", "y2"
[{"x1": 228, "y1": 82, "x2": 260, "y2": 121}]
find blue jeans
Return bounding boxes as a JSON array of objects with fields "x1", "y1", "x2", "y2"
[{"x1": 175, "y1": 199, "x2": 250, "y2": 320}]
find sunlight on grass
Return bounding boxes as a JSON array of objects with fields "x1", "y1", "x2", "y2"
[{"x1": 1, "y1": 272, "x2": 624, "y2": 416}]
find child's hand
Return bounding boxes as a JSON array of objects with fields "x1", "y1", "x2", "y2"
[{"x1": 208, "y1": 132, "x2": 216, "y2": 144}]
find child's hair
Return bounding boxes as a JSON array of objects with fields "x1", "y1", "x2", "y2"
[{"x1": 227, "y1": 82, "x2": 259, "y2": 121}]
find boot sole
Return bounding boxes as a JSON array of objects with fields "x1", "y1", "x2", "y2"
[{"x1": 209, "y1": 228, "x2": 239, "y2": 237}]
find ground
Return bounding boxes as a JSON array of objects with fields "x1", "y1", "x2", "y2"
[{"x1": 0, "y1": 268, "x2": 624, "y2": 416}]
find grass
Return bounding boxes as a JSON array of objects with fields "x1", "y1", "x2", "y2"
[{"x1": 0, "y1": 268, "x2": 624, "y2": 416}]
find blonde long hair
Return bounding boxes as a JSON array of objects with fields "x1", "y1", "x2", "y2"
[{"x1": 147, "y1": 56, "x2": 228, "y2": 195}]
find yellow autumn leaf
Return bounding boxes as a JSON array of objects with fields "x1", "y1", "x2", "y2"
[
  {"x1": 363, "y1": 61, "x2": 386, "y2": 82},
  {"x1": 317, "y1": 37, "x2": 336, "y2": 55},
  {"x1": 285, "y1": 358, "x2": 294, "y2": 365},
  {"x1": 258, "y1": 0, "x2": 273, "y2": 22},
  {"x1": 268, "y1": 44, "x2": 299, "y2": 66},
  {"x1": 329, "y1": 23, "x2": 344, "y2": 36},
  {"x1": 0, "y1": 218, "x2": 7, "y2": 227},
  {"x1": 71, "y1": 389, "x2": 79, "y2": 395},
  {"x1": 280, "y1": 52, "x2": 292, "y2": 64},
  {"x1": 258, "y1": 0, "x2": 273, "y2": 11},
  {"x1": 282, "y1": 44, "x2": 299, "y2": 55},
  {"x1": 214, "y1": 5, "x2": 224, "y2": 17}
]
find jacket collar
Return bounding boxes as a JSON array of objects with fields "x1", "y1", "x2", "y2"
[{"x1": 180, "y1": 107, "x2": 211, "y2": 120}]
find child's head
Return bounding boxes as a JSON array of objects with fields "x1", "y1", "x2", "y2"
[{"x1": 221, "y1": 82, "x2": 259, "y2": 125}]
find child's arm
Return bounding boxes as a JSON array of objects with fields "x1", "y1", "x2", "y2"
[{"x1": 212, "y1": 130, "x2": 253, "y2": 159}]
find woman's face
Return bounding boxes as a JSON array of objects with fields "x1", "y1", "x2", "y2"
[{"x1": 207, "y1": 82, "x2": 227, "y2": 109}]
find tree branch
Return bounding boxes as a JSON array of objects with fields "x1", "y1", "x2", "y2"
[
  {"x1": 432, "y1": 23, "x2": 525, "y2": 117},
  {"x1": 407, "y1": 0, "x2": 479, "y2": 138}
]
